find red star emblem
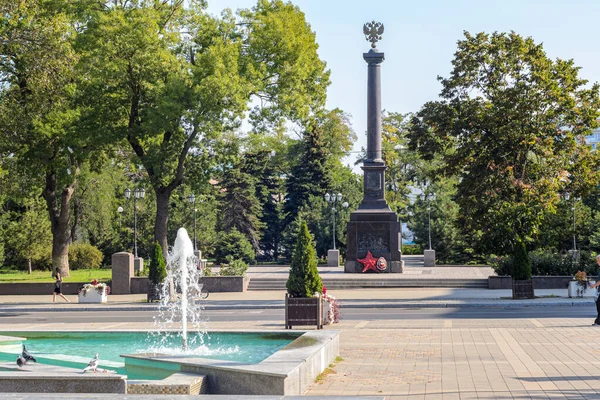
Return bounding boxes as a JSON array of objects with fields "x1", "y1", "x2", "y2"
[{"x1": 358, "y1": 250, "x2": 379, "y2": 273}]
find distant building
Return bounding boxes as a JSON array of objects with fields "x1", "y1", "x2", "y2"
[{"x1": 585, "y1": 127, "x2": 600, "y2": 150}]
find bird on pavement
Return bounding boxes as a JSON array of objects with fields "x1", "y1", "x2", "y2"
[
  {"x1": 16, "y1": 355, "x2": 26, "y2": 369},
  {"x1": 22, "y1": 344, "x2": 36, "y2": 363},
  {"x1": 82, "y1": 353, "x2": 99, "y2": 373}
]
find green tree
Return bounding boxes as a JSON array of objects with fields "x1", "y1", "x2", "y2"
[
  {"x1": 240, "y1": 150, "x2": 283, "y2": 260},
  {"x1": 148, "y1": 241, "x2": 167, "y2": 285},
  {"x1": 213, "y1": 229, "x2": 255, "y2": 265},
  {"x1": 0, "y1": 1, "x2": 83, "y2": 276},
  {"x1": 217, "y1": 163, "x2": 263, "y2": 252},
  {"x1": 78, "y1": 0, "x2": 329, "y2": 258},
  {"x1": 409, "y1": 31, "x2": 600, "y2": 262},
  {"x1": 5, "y1": 197, "x2": 52, "y2": 273},
  {"x1": 286, "y1": 220, "x2": 322, "y2": 297}
]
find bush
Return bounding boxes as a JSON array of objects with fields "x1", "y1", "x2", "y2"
[
  {"x1": 220, "y1": 256, "x2": 249, "y2": 276},
  {"x1": 213, "y1": 229, "x2": 255, "y2": 265},
  {"x1": 402, "y1": 244, "x2": 422, "y2": 255},
  {"x1": 69, "y1": 243, "x2": 103, "y2": 270},
  {"x1": 490, "y1": 248, "x2": 598, "y2": 277},
  {"x1": 148, "y1": 241, "x2": 167, "y2": 285},
  {"x1": 286, "y1": 221, "x2": 322, "y2": 298}
]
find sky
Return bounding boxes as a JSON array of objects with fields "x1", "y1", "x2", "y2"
[{"x1": 206, "y1": 0, "x2": 600, "y2": 165}]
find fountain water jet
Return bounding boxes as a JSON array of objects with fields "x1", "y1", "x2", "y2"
[{"x1": 151, "y1": 227, "x2": 205, "y2": 352}]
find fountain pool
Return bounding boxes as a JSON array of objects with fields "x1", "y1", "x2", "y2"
[
  {"x1": 0, "y1": 331, "x2": 302, "y2": 379},
  {"x1": 0, "y1": 229, "x2": 340, "y2": 395}
]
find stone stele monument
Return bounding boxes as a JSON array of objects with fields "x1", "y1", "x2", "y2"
[{"x1": 344, "y1": 21, "x2": 403, "y2": 274}]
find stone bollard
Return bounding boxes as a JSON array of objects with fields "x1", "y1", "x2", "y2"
[
  {"x1": 327, "y1": 249, "x2": 340, "y2": 267},
  {"x1": 424, "y1": 249, "x2": 436, "y2": 267},
  {"x1": 112, "y1": 252, "x2": 134, "y2": 294},
  {"x1": 134, "y1": 257, "x2": 144, "y2": 274}
]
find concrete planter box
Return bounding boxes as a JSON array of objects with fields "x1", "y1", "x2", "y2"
[
  {"x1": 78, "y1": 289, "x2": 108, "y2": 303},
  {"x1": 0, "y1": 282, "x2": 106, "y2": 296},
  {"x1": 568, "y1": 280, "x2": 597, "y2": 298},
  {"x1": 200, "y1": 276, "x2": 248, "y2": 293},
  {"x1": 489, "y1": 275, "x2": 600, "y2": 289}
]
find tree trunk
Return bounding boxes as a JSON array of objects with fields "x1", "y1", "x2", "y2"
[
  {"x1": 43, "y1": 170, "x2": 75, "y2": 278},
  {"x1": 154, "y1": 187, "x2": 172, "y2": 258},
  {"x1": 27, "y1": 258, "x2": 32, "y2": 275},
  {"x1": 154, "y1": 186, "x2": 176, "y2": 300}
]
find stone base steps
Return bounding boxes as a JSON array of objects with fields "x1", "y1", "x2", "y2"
[
  {"x1": 248, "y1": 278, "x2": 489, "y2": 290},
  {"x1": 127, "y1": 373, "x2": 207, "y2": 395}
]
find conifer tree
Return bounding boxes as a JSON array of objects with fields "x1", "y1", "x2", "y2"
[
  {"x1": 511, "y1": 237, "x2": 532, "y2": 281},
  {"x1": 286, "y1": 221, "x2": 322, "y2": 297},
  {"x1": 149, "y1": 241, "x2": 167, "y2": 285}
]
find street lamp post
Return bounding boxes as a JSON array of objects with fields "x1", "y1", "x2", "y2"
[
  {"x1": 125, "y1": 187, "x2": 145, "y2": 258},
  {"x1": 420, "y1": 190, "x2": 436, "y2": 267},
  {"x1": 325, "y1": 193, "x2": 349, "y2": 250},
  {"x1": 325, "y1": 193, "x2": 348, "y2": 267},
  {"x1": 187, "y1": 194, "x2": 197, "y2": 252},
  {"x1": 420, "y1": 193, "x2": 436, "y2": 251}
]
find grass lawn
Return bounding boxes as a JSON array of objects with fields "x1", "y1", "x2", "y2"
[{"x1": 0, "y1": 269, "x2": 112, "y2": 283}]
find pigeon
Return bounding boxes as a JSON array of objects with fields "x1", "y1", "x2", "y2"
[
  {"x1": 82, "y1": 353, "x2": 99, "y2": 373},
  {"x1": 22, "y1": 344, "x2": 36, "y2": 363},
  {"x1": 16, "y1": 355, "x2": 25, "y2": 369}
]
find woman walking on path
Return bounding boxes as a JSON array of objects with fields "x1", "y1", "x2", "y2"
[
  {"x1": 589, "y1": 255, "x2": 600, "y2": 325},
  {"x1": 52, "y1": 269, "x2": 70, "y2": 303}
]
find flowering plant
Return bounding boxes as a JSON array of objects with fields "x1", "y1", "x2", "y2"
[
  {"x1": 321, "y1": 286, "x2": 340, "y2": 324},
  {"x1": 78, "y1": 280, "x2": 110, "y2": 296},
  {"x1": 573, "y1": 271, "x2": 589, "y2": 297}
]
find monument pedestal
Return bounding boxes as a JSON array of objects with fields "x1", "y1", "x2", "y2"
[{"x1": 345, "y1": 209, "x2": 402, "y2": 273}]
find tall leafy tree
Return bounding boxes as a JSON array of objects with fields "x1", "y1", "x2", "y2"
[
  {"x1": 0, "y1": 1, "x2": 83, "y2": 276},
  {"x1": 409, "y1": 32, "x2": 600, "y2": 264},
  {"x1": 77, "y1": 0, "x2": 329, "y2": 256}
]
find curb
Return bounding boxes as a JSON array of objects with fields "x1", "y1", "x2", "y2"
[{"x1": 0, "y1": 299, "x2": 595, "y2": 312}]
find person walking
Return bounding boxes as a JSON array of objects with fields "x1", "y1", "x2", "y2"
[
  {"x1": 52, "y1": 269, "x2": 70, "y2": 303},
  {"x1": 589, "y1": 255, "x2": 600, "y2": 325}
]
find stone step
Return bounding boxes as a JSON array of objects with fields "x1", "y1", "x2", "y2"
[{"x1": 247, "y1": 278, "x2": 489, "y2": 290}]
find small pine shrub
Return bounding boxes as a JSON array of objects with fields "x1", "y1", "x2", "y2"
[
  {"x1": 511, "y1": 238, "x2": 532, "y2": 280},
  {"x1": 69, "y1": 243, "x2": 103, "y2": 270},
  {"x1": 148, "y1": 241, "x2": 167, "y2": 285},
  {"x1": 286, "y1": 221, "x2": 323, "y2": 298}
]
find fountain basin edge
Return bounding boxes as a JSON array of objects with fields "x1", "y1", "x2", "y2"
[{"x1": 122, "y1": 329, "x2": 340, "y2": 395}]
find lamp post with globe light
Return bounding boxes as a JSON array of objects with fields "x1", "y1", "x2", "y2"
[
  {"x1": 125, "y1": 187, "x2": 145, "y2": 259},
  {"x1": 325, "y1": 192, "x2": 348, "y2": 266},
  {"x1": 420, "y1": 185, "x2": 436, "y2": 267}
]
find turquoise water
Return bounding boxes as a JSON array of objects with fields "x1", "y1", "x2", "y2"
[{"x1": 0, "y1": 331, "x2": 301, "y2": 379}]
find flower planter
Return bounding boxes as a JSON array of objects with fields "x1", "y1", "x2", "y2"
[
  {"x1": 568, "y1": 280, "x2": 597, "y2": 298},
  {"x1": 78, "y1": 289, "x2": 108, "y2": 303},
  {"x1": 147, "y1": 283, "x2": 162, "y2": 303},
  {"x1": 512, "y1": 279, "x2": 535, "y2": 299},
  {"x1": 285, "y1": 294, "x2": 323, "y2": 329}
]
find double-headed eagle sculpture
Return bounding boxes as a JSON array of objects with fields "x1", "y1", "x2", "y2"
[{"x1": 363, "y1": 21, "x2": 384, "y2": 48}]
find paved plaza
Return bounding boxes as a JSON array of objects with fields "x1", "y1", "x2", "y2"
[
  {"x1": 1, "y1": 297, "x2": 600, "y2": 398},
  {"x1": 1, "y1": 258, "x2": 599, "y2": 399}
]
